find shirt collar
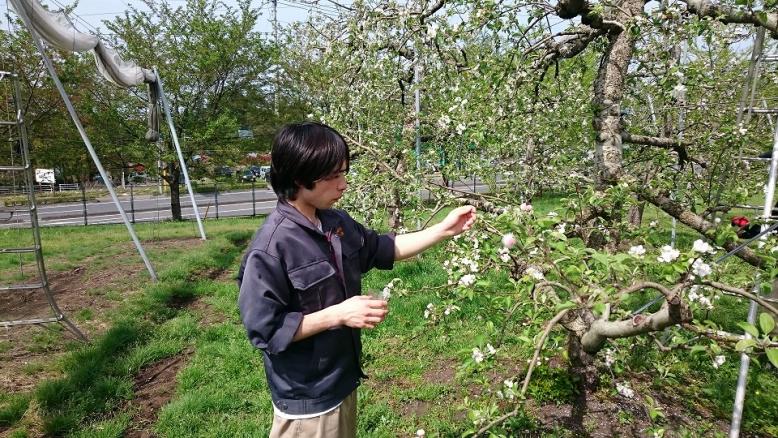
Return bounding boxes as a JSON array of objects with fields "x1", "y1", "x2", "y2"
[{"x1": 276, "y1": 200, "x2": 343, "y2": 236}]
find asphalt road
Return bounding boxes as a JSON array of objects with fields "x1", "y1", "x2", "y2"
[{"x1": 0, "y1": 178, "x2": 495, "y2": 229}]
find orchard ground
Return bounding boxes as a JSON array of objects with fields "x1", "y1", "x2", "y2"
[{"x1": 0, "y1": 199, "x2": 776, "y2": 437}]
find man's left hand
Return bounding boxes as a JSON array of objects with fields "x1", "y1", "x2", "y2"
[{"x1": 437, "y1": 206, "x2": 477, "y2": 237}]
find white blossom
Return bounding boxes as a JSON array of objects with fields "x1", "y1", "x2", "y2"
[
  {"x1": 519, "y1": 202, "x2": 533, "y2": 213},
  {"x1": 714, "y1": 217, "x2": 722, "y2": 224},
  {"x1": 486, "y1": 343, "x2": 496, "y2": 355},
  {"x1": 555, "y1": 223, "x2": 567, "y2": 234},
  {"x1": 671, "y1": 83, "x2": 687, "y2": 101},
  {"x1": 604, "y1": 349, "x2": 615, "y2": 368},
  {"x1": 437, "y1": 114, "x2": 451, "y2": 129},
  {"x1": 525, "y1": 266, "x2": 544, "y2": 281},
  {"x1": 456, "y1": 123, "x2": 467, "y2": 135},
  {"x1": 628, "y1": 245, "x2": 646, "y2": 258},
  {"x1": 459, "y1": 274, "x2": 476, "y2": 287},
  {"x1": 692, "y1": 239, "x2": 714, "y2": 254},
  {"x1": 416, "y1": 429, "x2": 426, "y2": 437},
  {"x1": 657, "y1": 245, "x2": 680, "y2": 263},
  {"x1": 472, "y1": 347, "x2": 484, "y2": 363},
  {"x1": 499, "y1": 247, "x2": 511, "y2": 263},
  {"x1": 713, "y1": 355, "x2": 726, "y2": 369},
  {"x1": 692, "y1": 259, "x2": 712, "y2": 277},
  {"x1": 616, "y1": 382, "x2": 635, "y2": 398},
  {"x1": 649, "y1": 221, "x2": 658, "y2": 228}
]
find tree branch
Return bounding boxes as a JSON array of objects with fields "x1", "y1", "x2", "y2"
[
  {"x1": 702, "y1": 280, "x2": 778, "y2": 317},
  {"x1": 621, "y1": 131, "x2": 707, "y2": 168},
  {"x1": 476, "y1": 308, "x2": 571, "y2": 437},
  {"x1": 581, "y1": 281, "x2": 691, "y2": 353},
  {"x1": 683, "y1": 0, "x2": 778, "y2": 37},
  {"x1": 639, "y1": 190, "x2": 765, "y2": 269}
]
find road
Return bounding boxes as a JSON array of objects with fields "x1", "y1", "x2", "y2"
[{"x1": 0, "y1": 178, "x2": 496, "y2": 229}]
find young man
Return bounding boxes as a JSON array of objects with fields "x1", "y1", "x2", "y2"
[{"x1": 237, "y1": 122, "x2": 476, "y2": 437}]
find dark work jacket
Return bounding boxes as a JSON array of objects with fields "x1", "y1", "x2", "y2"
[{"x1": 237, "y1": 201, "x2": 395, "y2": 415}]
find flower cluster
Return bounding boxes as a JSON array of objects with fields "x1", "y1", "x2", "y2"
[
  {"x1": 380, "y1": 278, "x2": 399, "y2": 300},
  {"x1": 616, "y1": 381, "x2": 635, "y2": 398},
  {"x1": 657, "y1": 245, "x2": 680, "y2": 263},
  {"x1": 444, "y1": 232, "x2": 487, "y2": 289},
  {"x1": 472, "y1": 343, "x2": 497, "y2": 363},
  {"x1": 687, "y1": 285, "x2": 717, "y2": 310},
  {"x1": 496, "y1": 379, "x2": 518, "y2": 400}
]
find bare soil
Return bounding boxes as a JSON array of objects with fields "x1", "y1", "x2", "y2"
[
  {"x1": 123, "y1": 349, "x2": 193, "y2": 438},
  {"x1": 0, "y1": 237, "x2": 205, "y2": 394}
]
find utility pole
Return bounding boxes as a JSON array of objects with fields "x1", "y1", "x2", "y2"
[{"x1": 272, "y1": 0, "x2": 279, "y2": 116}]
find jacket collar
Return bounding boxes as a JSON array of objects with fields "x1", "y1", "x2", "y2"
[{"x1": 276, "y1": 200, "x2": 343, "y2": 236}]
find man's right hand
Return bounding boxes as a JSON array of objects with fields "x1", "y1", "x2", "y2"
[{"x1": 336, "y1": 295, "x2": 388, "y2": 329}]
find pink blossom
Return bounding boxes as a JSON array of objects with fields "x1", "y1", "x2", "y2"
[{"x1": 501, "y1": 233, "x2": 517, "y2": 249}]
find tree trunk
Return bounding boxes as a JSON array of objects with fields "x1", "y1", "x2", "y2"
[
  {"x1": 586, "y1": 0, "x2": 641, "y2": 247},
  {"x1": 164, "y1": 161, "x2": 182, "y2": 220},
  {"x1": 627, "y1": 202, "x2": 644, "y2": 227},
  {"x1": 592, "y1": 28, "x2": 636, "y2": 187},
  {"x1": 388, "y1": 153, "x2": 406, "y2": 230}
]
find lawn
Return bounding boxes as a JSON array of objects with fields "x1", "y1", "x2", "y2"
[{"x1": 0, "y1": 203, "x2": 776, "y2": 437}]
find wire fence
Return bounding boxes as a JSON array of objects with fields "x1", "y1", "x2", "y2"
[{"x1": 0, "y1": 180, "x2": 276, "y2": 228}]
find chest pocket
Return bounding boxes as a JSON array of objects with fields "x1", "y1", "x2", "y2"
[{"x1": 288, "y1": 260, "x2": 337, "y2": 313}]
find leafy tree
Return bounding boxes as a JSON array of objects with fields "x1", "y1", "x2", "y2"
[
  {"x1": 282, "y1": 0, "x2": 778, "y2": 433},
  {"x1": 105, "y1": 0, "x2": 273, "y2": 219}
]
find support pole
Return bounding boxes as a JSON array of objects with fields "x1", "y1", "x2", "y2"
[
  {"x1": 13, "y1": 4, "x2": 157, "y2": 281},
  {"x1": 730, "y1": 84, "x2": 778, "y2": 437},
  {"x1": 155, "y1": 68, "x2": 207, "y2": 240}
]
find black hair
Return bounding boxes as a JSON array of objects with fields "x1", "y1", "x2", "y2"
[{"x1": 268, "y1": 121, "x2": 350, "y2": 201}]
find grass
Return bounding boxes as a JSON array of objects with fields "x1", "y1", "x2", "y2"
[{"x1": 1, "y1": 200, "x2": 777, "y2": 437}]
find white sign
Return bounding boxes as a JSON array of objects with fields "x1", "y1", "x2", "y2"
[{"x1": 35, "y1": 168, "x2": 55, "y2": 184}]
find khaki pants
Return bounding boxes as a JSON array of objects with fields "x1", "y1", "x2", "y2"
[{"x1": 269, "y1": 390, "x2": 357, "y2": 438}]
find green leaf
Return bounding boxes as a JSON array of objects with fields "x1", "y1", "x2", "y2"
[
  {"x1": 737, "y1": 322, "x2": 760, "y2": 338},
  {"x1": 735, "y1": 338, "x2": 757, "y2": 352},
  {"x1": 759, "y1": 313, "x2": 775, "y2": 335},
  {"x1": 766, "y1": 348, "x2": 778, "y2": 369},
  {"x1": 689, "y1": 345, "x2": 707, "y2": 355},
  {"x1": 555, "y1": 301, "x2": 577, "y2": 311}
]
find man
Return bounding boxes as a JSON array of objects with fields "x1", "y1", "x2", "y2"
[{"x1": 237, "y1": 121, "x2": 476, "y2": 437}]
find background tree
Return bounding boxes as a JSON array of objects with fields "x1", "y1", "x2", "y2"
[{"x1": 105, "y1": 0, "x2": 273, "y2": 219}]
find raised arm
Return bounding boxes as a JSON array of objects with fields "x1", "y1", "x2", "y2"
[{"x1": 394, "y1": 205, "x2": 477, "y2": 261}]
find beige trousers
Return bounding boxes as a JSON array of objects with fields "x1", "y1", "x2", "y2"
[{"x1": 269, "y1": 390, "x2": 357, "y2": 438}]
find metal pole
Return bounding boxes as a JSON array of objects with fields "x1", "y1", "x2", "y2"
[
  {"x1": 252, "y1": 180, "x2": 256, "y2": 217},
  {"x1": 130, "y1": 183, "x2": 135, "y2": 224},
  {"x1": 215, "y1": 182, "x2": 219, "y2": 220},
  {"x1": 81, "y1": 183, "x2": 87, "y2": 226},
  {"x1": 12, "y1": 3, "x2": 158, "y2": 281},
  {"x1": 272, "y1": 0, "x2": 279, "y2": 116},
  {"x1": 730, "y1": 86, "x2": 778, "y2": 437},
  {"x1": 155, "y1": 68, "x2": 207, "y2": 240}
]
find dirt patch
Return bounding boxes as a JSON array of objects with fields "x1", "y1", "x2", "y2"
[
  {"x1": 523, "y1": 378, "x2": 731, "y2": 437},
  {"x1": 124, "y1": 349, "x2": 193, "y2": 438},
  {"x1": 188, "y1": 298, "x2": 227, "y2": 327},
  {"x1": 0, "y1": 237, "x2": 179, "y2": 394}
]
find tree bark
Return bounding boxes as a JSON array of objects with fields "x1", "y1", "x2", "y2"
[
  {"x1": 592, "y1": 26, "x2": 637, "y2": 186},
  {"x1": 627, "y1": 202, "x2": 644, "y2": 227},
  {"x1": 388, "y1": 153, "x2": 406, "y2": 230},
  {"x1": 639, "y1": 190, "x2": 765, "y2": 268},
  {"x1": 164, "y1": 161, "x2": 182, "y2": 221}
]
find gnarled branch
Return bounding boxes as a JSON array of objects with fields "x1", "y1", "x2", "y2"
[
  {"x1": 683, "y1": 0, "x2": 778, "y2": 37},
  {"x1": 638, "y1": 190, "x2": 765, "y2": 268}
]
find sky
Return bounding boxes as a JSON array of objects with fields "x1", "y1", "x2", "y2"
[{"x1": 0, "y1": 0, "x2": 330, "y2": 37}]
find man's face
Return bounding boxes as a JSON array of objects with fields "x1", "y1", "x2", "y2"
[{"x1": 296, "y1": 162, "x2": 349, "y2": 210}]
